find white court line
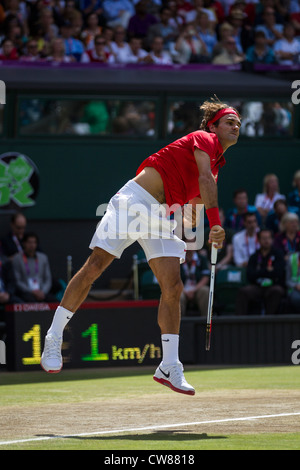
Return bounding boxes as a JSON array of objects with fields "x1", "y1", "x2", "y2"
[{"x1": 0, "y1": 411, "x2": 300, "y2": 447}]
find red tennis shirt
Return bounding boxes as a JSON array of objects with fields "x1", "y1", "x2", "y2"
[{"x1": 136, "y1": 130, "x2": 225, "y2": 208}]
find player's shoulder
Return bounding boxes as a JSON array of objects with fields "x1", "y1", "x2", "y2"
[{"x1": 189, "y1": 130, "x2": 217, "y2": 141}]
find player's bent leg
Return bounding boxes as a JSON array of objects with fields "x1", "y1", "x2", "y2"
[
  {"x1": 60, "y1": 247, "x2": 115, "y2": 313},
  {"x1": 41, "y1": 248, "x2": 115, "y2": 373},
  {"x1": 149, "y1": 256, "x2": 195, "y2": 396}
]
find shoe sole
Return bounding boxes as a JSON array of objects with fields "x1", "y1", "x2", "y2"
[
  {"x1": 153, "y1": 376, "x2": 195, "y2": 396},
  {"x1": 40, "y1": 360, "x2": 62, "y2": 374}
]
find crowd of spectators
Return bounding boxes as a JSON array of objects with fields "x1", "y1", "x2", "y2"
[
  {"x1": 0, "y1": 213, "x2": 61, "y2": 308},
  {"x1": 180, "y1": 169, "x2": 300, "y2": 316},
  {"x1": 0, "y1": 0, "x2": 299, "y2": 65}
]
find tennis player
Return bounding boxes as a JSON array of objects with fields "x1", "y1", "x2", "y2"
[{"x1": 41, "y1": 98, "x2": 241, "y2": 395}]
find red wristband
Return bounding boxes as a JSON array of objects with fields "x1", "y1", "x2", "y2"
[{"x1": 206, "y1": 207, "x2": 221, "y2": 229}]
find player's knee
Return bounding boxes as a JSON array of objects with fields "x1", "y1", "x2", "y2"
[
  {"x1": 161, "y1": 278, "x2": 184, "y2": 301},
  {"x1": 85, "y1": 253, "x2": 107, "y2": 282}
]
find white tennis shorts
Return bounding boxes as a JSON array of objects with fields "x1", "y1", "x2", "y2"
[{"x1": 89, "y1": 180, "x2": 186, "y2": 263}]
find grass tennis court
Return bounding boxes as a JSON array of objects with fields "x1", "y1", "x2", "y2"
[{"x1": 0, "y1": 365, "x2": 299, "y2": 450}]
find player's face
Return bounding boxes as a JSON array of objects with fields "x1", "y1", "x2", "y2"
[{"x1": 213, "y1": 114, "x2": 241, "y2": 148}]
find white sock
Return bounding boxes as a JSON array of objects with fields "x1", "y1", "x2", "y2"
[
  {"x1": 47, "y1": 306, "x2": 74, "y2": 338},
  {"x1": 161, "y1": 334, "x2": 179, "y2": 366}
]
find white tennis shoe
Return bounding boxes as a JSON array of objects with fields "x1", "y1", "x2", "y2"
[
  {"x1": 153, "y1": 361, "x2": 195, "y2": 395},
  {"x1": 40, "y1": 333, "x2": 63, "y2": 373}
]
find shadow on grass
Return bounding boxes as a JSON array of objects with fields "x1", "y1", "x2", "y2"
[{"x1": 37, "y1": 431, "x2": 227, "y2": 442}]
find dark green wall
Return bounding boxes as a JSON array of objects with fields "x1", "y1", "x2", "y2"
[{"x1": 0, "y1": 137, "x2": 298, "y2": 220}]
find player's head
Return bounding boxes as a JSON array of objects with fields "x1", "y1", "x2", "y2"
[
  {"x1": 200, "y1": 96, "x2": 241, "y2": 132},
  {"x1": 200, "y1": 96, "x2": 241, "y2": 148}
]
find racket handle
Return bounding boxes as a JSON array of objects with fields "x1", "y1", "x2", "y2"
[
  {"x1": 205, "y1": 323, "x2": 211, "y2": 351},
  {"x1": 211, "y1": 244, "x2": 218, "y2": 265}
]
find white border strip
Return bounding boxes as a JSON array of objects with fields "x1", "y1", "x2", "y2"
[{"x1": 0, "y1": 411, "x2": 300, "y2": 447}]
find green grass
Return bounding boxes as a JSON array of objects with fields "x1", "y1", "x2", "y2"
[{"x1": 0, "y1": 365, "x2": 299, "y2": 450}]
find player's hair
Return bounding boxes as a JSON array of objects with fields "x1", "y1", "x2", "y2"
[{"x1": 199, "y1": 95, "x2": 240, "y2": 132}]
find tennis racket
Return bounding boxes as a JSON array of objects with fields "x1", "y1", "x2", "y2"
[{"x1": 206, "y1": 244, "x2": 218, "y2": 351}]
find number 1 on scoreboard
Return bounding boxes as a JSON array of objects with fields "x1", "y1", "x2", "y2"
[
  {"x1": 22, "y1": 324, "x2": 41, "y2": 365},
  {"x1": 81, "y1": 323, "x2": 109, "y2": 362}
]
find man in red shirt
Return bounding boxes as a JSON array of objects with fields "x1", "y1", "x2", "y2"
[{"x1": 41, "y1": 98, "x2": 241, "y2": 395}]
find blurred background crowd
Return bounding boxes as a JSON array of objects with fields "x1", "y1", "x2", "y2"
[{"x1": 0, "y1": 0, "x2": 300, "y2": 65}]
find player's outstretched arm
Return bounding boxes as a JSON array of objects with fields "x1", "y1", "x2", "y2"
[{"x1": 194, "y1": 148, "x2": 225, "y2": 248}]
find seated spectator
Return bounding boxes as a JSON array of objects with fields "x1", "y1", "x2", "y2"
[
  {"x1": 273, "y1": 22, "x2": 300, "y2": 65},
  {"x1": 148, "y1": 35, "x2": 173, "y2": 63},
  {"x1": 174, "y1": 0, "x2": 194, "y2": 23},
  {"x1": 204, "y1": 208, "x2": 234, "y2": 271},
  {"x1": 79, "y1": 0, "x2": 104, "y2": 18},
  {"x1": 0, "y1": 38, "x2": 19, "y2": 60},
  {"x1": 228, "y1": 0, "x2": 256, "y2": 26},
  {"x1": 287, "y1": 170, "x2": 300, "y2": 213},
  {"x1": 225, "y1": 188, "x2": 262, "y2": 232},
  {"x1": 102, "y1": 0, "x2": 135, "y2": 29},
  {"x1": 235, "y1": 229, "x2": 286, "y2": 315},
  {"x1": 115, "y1": 35, "x2": 151, "y2": 63},
  {"x1": 1, "y1": 213, "x2": 26, "y2": 258},
  {"x1": 140, "y1": 0, "x2": 163, "y2": 17},
  {"x1": 174, "y1": 24, "x2": 208, "y2": 64},
  {"x1": 273, "y1": 212, "x2": 300, "y2": 259},
  {"x1": 232, "y1": 212, "x2": 260, "y2": 267},
  {"x1": 166, "y1": 0, "x2": 184, "y2": 31},
  {"x1": 255, "y1": 7, "x2": 284, "y2": 46},
  {"x1": 5, "y1": 21, "x2": 27, "y2": 54},
  {"x1": 194, "y1": 10, "x2": 218, "y2": 57},
  {"x1": 212, "y1": 35, "x2": 244, "y2": 64},
  {"x1": 0, "y1": 254, "x2": 22, "y2": 305},
  {"x1": 36, "y1": 7, "x2": 59, "y2": 43},
  {"x1": 102, "y1": 25, "x2": 114, "y2": 50},
  {"x1": 265, "y1": 198, "x2": 289, "y2": 234},
  {"x1": 5, "y1": 0, "x2": 28, "y2": 33},
  {"x1": 71, "y1": 10, "x2": 84, "y2": 39},
  {"x1": 185, "y1": 0, "x2": 217, "y2": 26},
  {"x1": 255, "y1": 0, "x2": 286, "y2": 25},
  {"x1": 180, "y1": 249, "x2": 210, "y2": 316},
  {"x1": 146, "y1": 6, "x2": 179, "y2": 50},
  {"x1": 46, "y1": 37, "x2": 74, "y2": 62},
  {"x1": 109, "y1": 25, "x2": 131, "y2": 58},
  {"x1": 20, "y1": 38, "x2": 43, "y2": 61},
  {"x1": 227, "y1": 8, "x2": 253, "y2": 52},
  {"x1": 60, "y1": 21, "x2": 85, "y2": 61},
  {"x1": 286, "y1": 251, "x2": 300, "y2": 313},
  {"x1": 81, "y1": 34, "x2": 115, "y2": 62},
  {"x1": 81, "y1": 11, "x2": 103, "y2": 49},
  {"x1": 245, "y1": 30, "x2": 276, "y2": 63},
  {"x1": 212, "y1": 21, "x2": 235, "y2": 57},
  {"x1": 290, "y1": 4, "x2": 300, "y2": 36},
  {"x1": 61, "y1": 0, "x2": 83, "y2": 24},
  {"x1": 12, "y1": 232, "x2": 56, "y2": 303},
  {"x1": 254, "y1": 173, "x2": 286, "y2": 222},
  {"x1": 127, "y1": 0, "x2": 158, "y2": 40},
  {"x1": 206, "y1": 0, "x2": 225, "y2": 23}
]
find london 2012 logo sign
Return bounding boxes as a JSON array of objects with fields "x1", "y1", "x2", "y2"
[{"x1": 0, "y1": 152, "x2": 39, "y2": 209}]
